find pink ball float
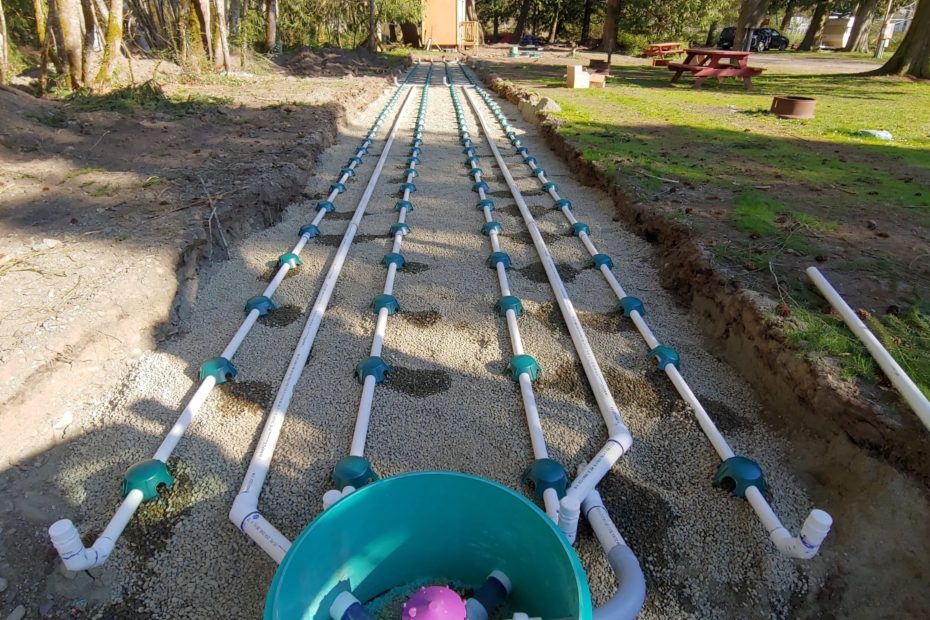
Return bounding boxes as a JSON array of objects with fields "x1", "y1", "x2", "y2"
[{"x1": 402, "y1": 586, "x2": 467, "y2": 620}]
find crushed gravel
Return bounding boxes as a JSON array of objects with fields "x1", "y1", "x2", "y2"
[{"x1": 46, "y1": 66, "x2": 822, "y2": 618}]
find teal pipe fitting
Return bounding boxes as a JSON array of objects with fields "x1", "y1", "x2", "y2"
[
  {"x1": 469, "y1": 167, "x2": 484, "y2": 178},
  {"x1": 508, "y1": 354, "x2": 541, "y2": 382},
  {"x1": 487, "y1": 251, "x2": 512, "y2": 270},
  {"x1": 278, "y1": 252, "x2": 303, "y2": 269},
  {"x1": 407, "y1": 156, "x2": 420, "y2": 166},
  {"x1": 361, "y1": 138, "x2": 372, "y2": 149},
  {"x1": 555, "y1": 198, "x2": 573, "y2": 211},
  {"x1": 463, "y1": 146, "x2": 476, "y2": 156},
  {"x1": 403, "y1": 168, "x2": 418, "y2": 178},
  {"x1": 245, "y1": 295, "x2": 276, "y2": 317},
  {"x1": 524, "y1": 156, "x2": 538, "y2": 166},
  {"x1": 355, "y1": 356, "x2": 391, "y2": 384},
  {"x1": 199, "y1": 356, "x2": 237, "y2": 384},
  {"x1": 478, "y1": 198, "x2": 495, "y2": 211},
  {"x1": 571, "y1": 222, "x2": 590, "y2": 237},
  {"x1": 714, "y1": 456, "x2": 767, "y2": 498},
  {"x1": 390, "y1": 223, "x2": 411, "y2": 236},
  {"x1": 122, "y1": 459, "x2": 174, "y2": 501},
  {"x1": 590, "y1": 254, "x2": 614, "y2": 270},
  {"x1": 473, "y1": 181, "x2": 489, "y2": 193},
  {"x1": 330, "y1": 182, "x2": 347, "y2": 194},
  {"x1": 411, "y1": 147, "x2": 422, "y2": 157},
  {"x1": 299, "y1": 224, "x2": 320, "y2": 238},
  {"x1": 412, "y1": 138, "x2": 423, "y2": 148},
  {"x1": 382, "y1": 252, "x2": 406, "y2": 269},
  {"x1": 400, "y1": 182, "x2": 417, "y2": 194},
  {"x1": 542, "y1": 181, "x2": 558, "y2": 191},
  {"x1": 649, "y1": 345, "x2": 680, "y2": 371},
  {"x1": 523, "y1": 458, "x2": 568, "y2": 501},
  {"x1": 467, "y1": 156, "x2": 480, "y2": 168},
  {"x1": 395, "y1": 200, "x2": 413, "y2": 212},
  {"x1": 340, "y1": 167, "x2": 356, "y2": 178},
  {"x1": 331, "y1": 455, "x2": 379, "y2": 490},
  {"x1": 532, "y1": 168, "x2": 546, "y2": 178},
  {"x1": 482, "y1": 221, "x2": 502, "y2": 236},
  {"x1": 495, "y1": 295, "x2": 524, "y2": 317},
  {"x1": 372, "y1": 294, "x2": 400, "y2": 316},
  {"x1": 506, "y1": 131, "x2": 516, "y2": 140},
  {"x1": 347, "y1": 156, "x2": 362, "y2": 166},
  {"x1": 517, "y1": 146, "x2": 529, "y2": 156},
  {"x1": 316, "y1": 201, "x2": 335, "y2": 213},
  {"x1": 617, "y1": 296, "x2": 644, "y2": 318}
]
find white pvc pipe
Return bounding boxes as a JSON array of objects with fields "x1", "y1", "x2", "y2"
[
  {"x1": 230, "y1": 84, "x2": 418, "y2": 562},
  {"x1": 463, "y1": 86, "x2": 632, "y2": 543},
  {"x1": 807, "y1": 266, "x2": 930, "y2": 432}
]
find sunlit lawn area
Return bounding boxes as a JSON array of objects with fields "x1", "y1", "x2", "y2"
[{"x1": 483, "y1": 58, "x2": 930, "y2": 396}]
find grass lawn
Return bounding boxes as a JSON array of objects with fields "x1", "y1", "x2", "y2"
[{"x1": 480, "y1": 56, "x2": 930, "y2": 398}]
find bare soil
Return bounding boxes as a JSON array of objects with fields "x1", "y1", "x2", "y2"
[{"x1": 0, "y1": 55, "x2": 401, "y2": 467}]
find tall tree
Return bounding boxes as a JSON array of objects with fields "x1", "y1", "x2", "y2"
[
  {"x1": 600, "y1": 0, "x2": 618, "y2": 52},
  {"x1": 799, "y1": 0, "x2": 830, "y2": 50},
  {"x1": 871, "y1": 0, "x2": 930, "y2": 77},
  {"x1": 873, "y1": 0, "x2": 895, "y2": 56},
  {"x1": 95, "y1": 0, "x2": 123, "y2": 83},
  {"x1": 580, "y1": 0, "x2": 593, "y2": 43},
  {"x1": 214, "y1": 0, "x2": 231, "y2": 71},
  {"x1": 265, "y1": 0, "x2": 277, "y2": 52},
  {"x1": 368, "y1": 0, "x2": 376, "y2": 51},
  {"x1": 735, "y1": 0, "x2": 768, "y2": 50},
  {"x1": 0, "y1": 0, "x2": 8, "y2": 84},
  {"x1": 57, "y1": 0, "x2": 84, "y2": 87},
  {"x1": 845, "y1": 0, "x2": 880, "y2": 52},
  {"x1": 547, "y1": 1, "x2": 562, "y2": 43},
  {"x1": 780, "y1": 0, "x2": 796, "y2": 30},
  {"x1": 513, "y1": 0, "x2": 531, "y2": 42}
]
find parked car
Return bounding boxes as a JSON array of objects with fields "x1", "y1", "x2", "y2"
[{"x1": 718, "y1": 27, "x2": 790, "y2": 52}]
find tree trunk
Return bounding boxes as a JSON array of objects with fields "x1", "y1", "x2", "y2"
[
  {"x1": 33, "y1": 0, "x2": 47, "y2": 46},
  {"x1": 871, "y1": 0, "x2": 930, "y2": 77},
  {"x1": 799, "y1": 0, "x2": 830, "y2": 50},
  {"x1": 213, "y1": 0, "x2": 230, "y2": 71},
  {"x1": 57, "y1": 0, "x2": 84, "y2": 88},
  {"x1": 367, "y1": 0, "x2": 376, "y2": 51},
  {"x1": 81, "y1": 0, "x2": 102, "y2": 85},
  {"x1": 845, "y1": 0, "x2": 880, "y2": 52},
  {"x1": 0, "y1": 0, "x2": 8, "y2": 84},
  {"x1": 874, "y1": 0, "x2": 894, "y2": 56},
  {"x1": 513, "y1": 0, "x2": 531, "y2": 42},
  {"x1": 229, "y1": 0, "x2": 240, "y2": 39},
  {"x1": 548, "y1": 3, "x2": 561, "y2": 43},
  {"x1": 47, "y1": 0, "x2": 68, "y2": 78},
  {"x1": 94, "y1": 0, "x2": 122, "y2": 84},
  {"x1": 492, "y1": 15, "x2": 498, "y2": 40},
  {"x1": 600, "y1": 0, "x2": 618, "y2": 52},
  {"x1": 735, "y1": 0, "x2": 768, "y2": 50},
  {"x1": 580, "y1": 0, "x2": 593, "y2": 43},
  {"x1": 780, "y1": 0, "x2": 796, "y2": 31},
  {"x1": 194, "y1": 0, "x2": 213, "y2": 61},
  {"x1": 264, "y1": 0, "x2": 276, "y2": 52},
  {"x1": 399, "y1": 21, "x2": 419, "y2": 47},
  {"x1": 705, "y1": 21, "x2": 718, "y2": 46}
]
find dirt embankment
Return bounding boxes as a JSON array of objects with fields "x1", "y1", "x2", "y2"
[
  {"x1": 0, "y1": 60, "x2": 402, "y2": 465},
  {"x1": 468, "y1": 61, "x2": 930, "y2": 488}
]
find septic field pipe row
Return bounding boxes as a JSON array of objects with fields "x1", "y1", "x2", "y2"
[
  {"x1": 459, "y1": 64, "x2": 833, "y2": 560},
  {"x1": 323, "y1": 62, "x2": 435, "y2": 509},
  {"x1": 446, "y1": 65, "x2": 646, "y2": 620},
  {"x1": 228, "y1": 73, "x2": 422, "y2": 563},
  {"x1": 445, "y1": 63, "x2": 561, "y2": 521},
  {"x1": 458, "y1": 76, "x2": 632, "y2": 545},
  {"x1": 46, "y1": 66, "x2": 420, "y2": 572}
]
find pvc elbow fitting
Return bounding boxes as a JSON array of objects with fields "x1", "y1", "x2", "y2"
[
  {"x1": 229, "y1": 493, "x2": 257, "y2": 531},
  {"x1": 465, "y1": 570, "x2": 512, "y2": 620},
  {"x1": 48, "y1": 519, "x2": 112, "y2": 571},
  {"x1": 770, "y1": 509, "x2": 833, "y2": 559}
]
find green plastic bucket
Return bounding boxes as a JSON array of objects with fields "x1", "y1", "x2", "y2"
[{"x1": 264, "y1": 471, "x2": 592, "y2": 620}]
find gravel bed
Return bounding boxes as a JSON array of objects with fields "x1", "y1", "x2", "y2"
[{"x1": 49, "y1": 65, "x2": 820, "y2": 618}]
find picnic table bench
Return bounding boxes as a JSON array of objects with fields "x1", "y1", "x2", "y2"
[{"x1": 668, "y1": 48, "x2": 765, "y2": 90}]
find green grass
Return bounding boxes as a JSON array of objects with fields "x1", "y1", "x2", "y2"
[
  {"x1": 786, "y1": 305, "x2": 930, "y2": 398},
  {"x1": 63, "y1": 81, "x2": 233, "y2": 115},
  {"x1": 489, "y1": 59, "x2": 930, "y2": 395}
]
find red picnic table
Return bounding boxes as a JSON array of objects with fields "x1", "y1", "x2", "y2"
[
  {"x1": 668, "y1": 48, "x2": 766, "y2": 90},
  {"x1": 644, "y1": 42, "x2": 685, "y2": 58}
]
